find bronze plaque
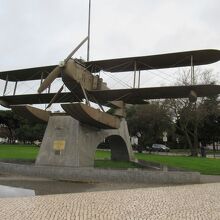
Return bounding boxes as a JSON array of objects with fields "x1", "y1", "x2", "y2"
[{"x1": 53, "y1": 140, "x2": 65, "y2": 150}]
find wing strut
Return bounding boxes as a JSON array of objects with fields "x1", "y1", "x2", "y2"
[
  {"x1": 133, "y1": 61, "x2": 137, "y2": 88},
  {"x1": 191, "y1": 55, "x2": 195, "y2": 85},
  {"x1": 3, "y1": 75, "x2": 8, "y2": 96},
  {"x1": 13, "y1": 81, "x2": 18, "y2": 95},
  {"x1": 80, "y1": 83, "x2": 90, "y2": 107},
  {"x1": 138, "y1": 70, "x2": 141, "y2": 88},
  {"x1": 46, "y1": 85, "x2": 64, "y2": 109}
]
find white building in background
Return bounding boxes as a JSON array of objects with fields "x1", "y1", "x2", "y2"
[
  {"x1": 206, "y1": 143, "x2": 220, "y2": 150},
  {"x1": 0, "y1": 126, "x2": 9, "y2": 143},
  {"x1": 0, "y1": 137, "x2": 7, "y2": 143},
  {"x1": 131, "y1": 136, "x2": 138, "y2": 146}
]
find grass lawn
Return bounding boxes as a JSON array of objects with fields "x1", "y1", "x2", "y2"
[
  {"x1": 0, "y1": 144, "x2": 39, "y2": 160},
  {"x1": 136, "y1": 153, "x2": 220, "y2": 175},
  {"x1": 0, "y1": 146, "x2": 219, "y2": 174},
  {"x1": 171, "y1": 148, "x2": 220, "y2": 154},
  {"x1": 96, "y1": 150, "x2": 220, "y2": 174},
  {"x1": 95, "y1": 150, "x2": 111, "y2": 160},
  {"x1": 92, "y1": 150, "x2": 142, "y2": 168}
]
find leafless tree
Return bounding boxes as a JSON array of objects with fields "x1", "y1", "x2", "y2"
[{"x1": 164, "y1": 68, "x2": 217, "y2": 156}]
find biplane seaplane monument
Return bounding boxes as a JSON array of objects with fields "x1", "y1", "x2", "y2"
[{"x1": 0, "y1": 36, "x2": 220, "y2": 168}]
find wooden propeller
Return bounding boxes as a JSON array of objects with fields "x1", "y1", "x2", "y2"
[{"x1": 38, "y1": 36, "x2": 88, "y2": 94}]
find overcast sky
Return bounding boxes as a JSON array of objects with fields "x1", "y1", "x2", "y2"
[{"x1": 0, "y1": 0, "x2": 220, "y2": 109}]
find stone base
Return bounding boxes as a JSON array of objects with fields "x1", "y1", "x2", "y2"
[
  {"x1": 0, "y1": 162, "x2": 201, "y2": 184},
  {"x1": 35, "y1": 116, "x2": 134, "y2": 167}
]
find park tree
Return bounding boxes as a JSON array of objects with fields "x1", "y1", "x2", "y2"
[
  {"x1": 198, "y1": 95, "x2": 220, "y2": 150},
  {"x1": 0, "y1": 110, "x2": 19, "y2": 143},
  {"x1": 0, "y1": 110, "x2": 46, "y2": 143},
  {"x1": 126, "y1": 102, "x2": 173, "y2": 147},
  {"x1": 164, "y1": 68, "x2": 219, "y2": 156},
  {"x1": 15, "y1": 119, "x2": 46, "y2": 144}
]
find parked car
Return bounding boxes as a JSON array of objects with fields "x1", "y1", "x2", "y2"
[
  {"x1": 132, "y1": 144, "x2": 144, "y2": 153},
  {"x1": 152, "y1": 144, "x2": 170, "y2": 152}
]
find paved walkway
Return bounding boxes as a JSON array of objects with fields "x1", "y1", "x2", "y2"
[{"x1": 0, "y1": 183, "x2": 219, "y2": 219}]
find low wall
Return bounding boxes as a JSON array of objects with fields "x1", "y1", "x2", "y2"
[{"x1": 0, "y1": 162, "x2": 200, "y2": 184}]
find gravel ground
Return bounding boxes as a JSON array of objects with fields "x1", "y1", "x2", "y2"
[{"x1": 0, "y1": 183, "x2": 219, "y2": 219}]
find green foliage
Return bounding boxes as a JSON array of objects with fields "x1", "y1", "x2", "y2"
[
  {"x1": 0, "y1": 110, "x2": 19, "y2": 142},
  {"x1": 198, "y1": 96, "x2": 220, "y2": 144},
  {"x1": 0, "y1": 110, "x2": 46, "y2": 143},
  {"x1": 0, "y1": 110, "x2": 19, "y2": 129},
  {"x1": 162, "y1": 93, "x2": 220, "y2": 155},
  {"x1": 126, "y1": 103, "x2": 174, "y2": 146},
  {"x1": 15, "y1": 119, "x2": 46, "y2": 143}
]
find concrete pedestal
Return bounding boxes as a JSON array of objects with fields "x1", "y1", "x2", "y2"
[{"x1": 36, "y1": 116, "x2": 134, "y2": 167}]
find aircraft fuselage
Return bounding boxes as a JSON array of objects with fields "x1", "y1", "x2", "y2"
[{"x1": 63, "y1": 59, "x2": 108, "y2": 92}]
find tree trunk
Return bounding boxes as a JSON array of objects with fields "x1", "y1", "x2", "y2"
[
  {"x1": 191, "y1": 104, "x2": 199, "y2": 157},
  {"x1": 184, "y1": 129, "x2": 193, "y2": 153},
  {"x1": 192, "y1": 126, "x2": 198, "y2": 157},
  {"x1": 213, "y1": 141, "x2": 216, "y2": 158}
]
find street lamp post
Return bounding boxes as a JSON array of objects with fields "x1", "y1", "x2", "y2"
[{"x1": 87, "y1": 0, "x2": 91, "y2": 62}]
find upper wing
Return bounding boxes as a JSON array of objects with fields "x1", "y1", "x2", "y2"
[
  {"x1": 85, "y1": 49, "x2": 220, "y2": 73},
  {"x1": 88, "y1": 85, "x2": 220, "y2": 104},
  {"x1": 0, "y1": 65, "x2": 56, "y2": 81},
  {"x1": 1, "y1": 49, "x2": 220, "y2": 82}
]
